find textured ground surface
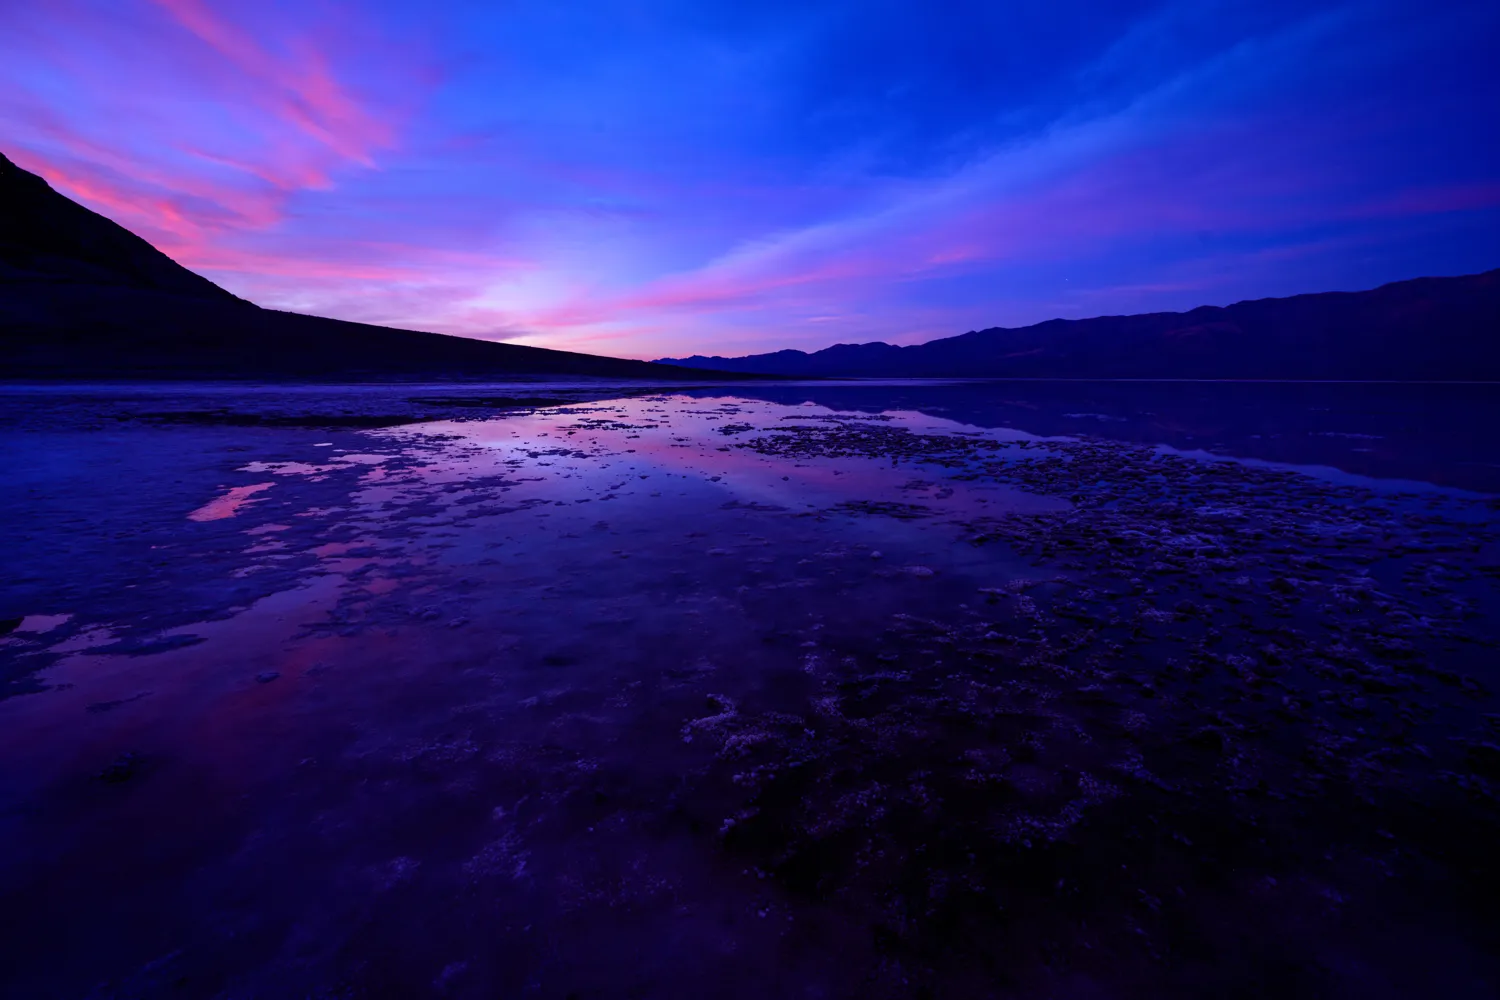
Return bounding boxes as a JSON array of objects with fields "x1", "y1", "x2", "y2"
[{"x1": 2, "y1": 381, "x2": 1498, "y2": 999}]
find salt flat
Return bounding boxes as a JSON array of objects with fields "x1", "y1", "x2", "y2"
[{"x1": 2, "y1": 380, "x2": 1499, "y2": 998}]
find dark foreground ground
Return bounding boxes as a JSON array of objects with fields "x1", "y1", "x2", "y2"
[{"x1": 2, "y1": 380, "x2": 1499, "y2": 999}]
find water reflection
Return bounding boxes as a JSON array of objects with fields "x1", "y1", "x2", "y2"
[{"x1": 370, "y1": 396, "x2": 1069, "y2": 521}]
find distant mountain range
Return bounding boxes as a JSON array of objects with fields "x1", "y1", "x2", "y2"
[
  {"x1": 659, "y1": 270, "x2": 1500, "y2": 381},
  {"x1": 0, "y1": 152, "x2": 734, "y2": 380}
]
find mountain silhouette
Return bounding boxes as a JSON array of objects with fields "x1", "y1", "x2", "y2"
[
  {"x1": 658, "y1": 270, "x2": 1500, "y2": 381},
  {"x1": 0, "y1": 151, "x2": 734, "y2": 380}
]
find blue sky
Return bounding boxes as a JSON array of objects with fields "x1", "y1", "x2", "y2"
[{"x1": 2, "y1": 0, "x2": 1497, "y2": 357}]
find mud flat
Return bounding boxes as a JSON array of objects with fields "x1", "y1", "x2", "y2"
[{"x1": 1, "y1": 383, "x2": 1498, "y2": 998}]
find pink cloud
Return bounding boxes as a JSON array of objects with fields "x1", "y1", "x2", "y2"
[
  {"x1": 147, "y1": 0, "x2": 394, "y2": 165},
  {"x1": 179, "y1": 239, "x2": 532, "y2": 283},
  {"x1": 181, "y1": 145, "x2": 333, "y2": 193}
]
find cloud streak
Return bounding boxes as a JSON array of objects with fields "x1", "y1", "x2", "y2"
[{"x1": 148, "y1": 0, "x2": 395, "y2": 166}]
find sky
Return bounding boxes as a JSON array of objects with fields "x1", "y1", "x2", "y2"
[{"x1": 2, "y1": 0, "x2": 1498, "y2": 360}]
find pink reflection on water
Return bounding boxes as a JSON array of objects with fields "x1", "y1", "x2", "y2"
[
  {"x1": 188, "y1": 482, "x2": 275, "y2": 521},
  {"x1": 14, "y1": 613, "x2": 72, "y2": 634}
]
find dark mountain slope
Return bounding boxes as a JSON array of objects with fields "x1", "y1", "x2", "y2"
[
  {"x1": 659, "y1": 270, "x2": 1500, "y2": 381},
  {"x1": 0, "y1": 152, "x2": 735, "y2": 380},
  {"x1": 0, "y1": 282, "x2": 737, "y2": 379},
  {"x1": 0, "y1": 152, "x2": 241, "y2": 301}
]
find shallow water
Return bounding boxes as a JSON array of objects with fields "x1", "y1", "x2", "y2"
[{"x1": 2, "y1": 380, "x2": 1499, "y2": 998}]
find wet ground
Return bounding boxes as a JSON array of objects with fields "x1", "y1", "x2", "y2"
[{"x1": 2, "y1": 380, "x2": 1499, "y2": 999}]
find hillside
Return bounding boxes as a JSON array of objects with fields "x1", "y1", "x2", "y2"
[{"x1": 658, "y1": 271, "x2": 1500, "y2": 381}]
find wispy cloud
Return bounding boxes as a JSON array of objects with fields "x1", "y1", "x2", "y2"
[{"x1": 148, "y1": 0, "x2": 395, "y2": 166}]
